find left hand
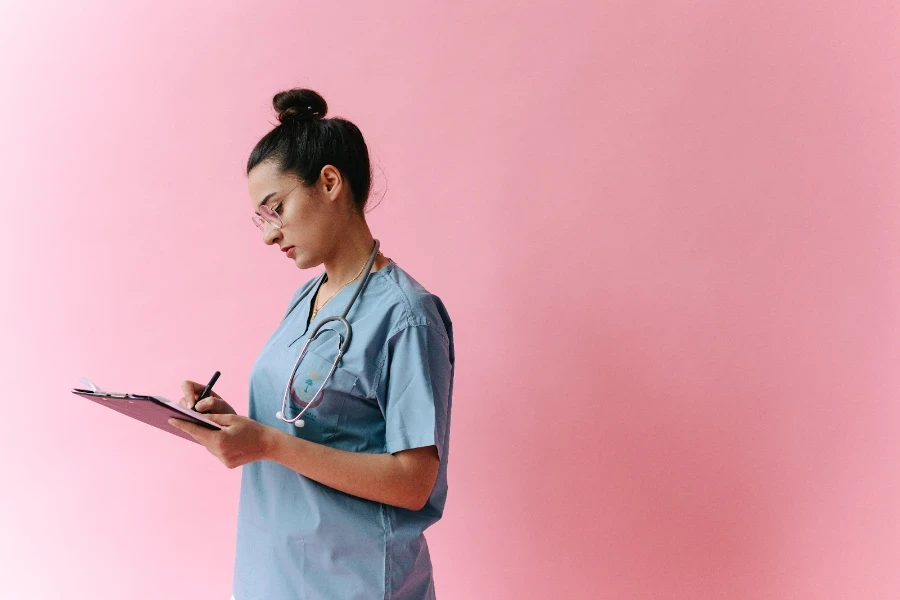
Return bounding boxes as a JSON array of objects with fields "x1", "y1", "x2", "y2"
[{"x1": 168, "y1": 414, "x2": 275, "y2": 469}]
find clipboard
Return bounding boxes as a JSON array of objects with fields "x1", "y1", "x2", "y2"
[{"x1": 72, "y1": 377, "x2": 223, "y2": 444}]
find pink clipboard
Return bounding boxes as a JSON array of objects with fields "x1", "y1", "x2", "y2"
[{"x1": 72, "y1": 377, "x2": 223, "y2": 444}]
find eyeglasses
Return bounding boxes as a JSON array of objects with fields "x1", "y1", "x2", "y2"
[{"x1": 252, "y1": 200, "x2": 284, "y2": 231}]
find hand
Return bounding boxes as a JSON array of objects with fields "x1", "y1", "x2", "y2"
[
  {"x1": 168, "y1": 413, "x2": 276, "y2": 469},
  {"x1": 179, "y1": 379, "x2": 237, "y2": 414}
]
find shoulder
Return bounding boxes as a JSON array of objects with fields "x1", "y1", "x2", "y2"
[{"x1": 373, "y1": 263, "x2": 453, "y2": 343}]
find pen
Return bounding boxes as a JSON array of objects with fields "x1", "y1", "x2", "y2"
[{"x1": 194, "y1": 371, "x2": 221, "y2": 411}]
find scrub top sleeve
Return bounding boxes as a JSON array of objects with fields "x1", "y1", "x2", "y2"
[{"x1": 381, "y1": 323, "x2": 452, "y2": 460}]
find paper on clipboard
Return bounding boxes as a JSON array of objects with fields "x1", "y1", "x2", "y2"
[{"x1": 72, "y1": 377, "x2": 223, "y2": 444}]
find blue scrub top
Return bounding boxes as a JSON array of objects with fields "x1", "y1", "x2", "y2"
[{"x1": 233, "y1": 260, "x2": 454, "y2": 600}]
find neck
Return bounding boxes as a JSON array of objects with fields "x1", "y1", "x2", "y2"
[{"x1": 321, "y1": 225, "x2": 383, "y2": 288}]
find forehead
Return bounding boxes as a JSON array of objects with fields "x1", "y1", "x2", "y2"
[{"x1": 248, "y1": 161, "x2": 302, "y2": 209}]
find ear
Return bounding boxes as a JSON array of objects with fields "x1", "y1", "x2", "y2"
[{"x1": 318, "y1": 165, "x2": 343, "y2": 198}]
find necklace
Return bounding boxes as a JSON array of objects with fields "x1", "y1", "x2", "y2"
[{"x1": 310, "y1": 252, "x2": 382, "y2": 320}]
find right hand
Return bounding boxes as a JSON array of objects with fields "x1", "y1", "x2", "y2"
[{"x1": 179, "y1": 380, "x2": 237, "y2": 415}]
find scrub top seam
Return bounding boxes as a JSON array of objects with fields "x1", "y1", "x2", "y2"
[
  {"x1": 365, "y1": 269, "x2": 413, "y2": 396},
  {"x1": 370, "y1": 322, "x2": 441, "y2": 403},
  {"x1": 381, "y1": 502, "x2": 392, "y2": 599},
  {"x1": 374, "y1": 265, "x2": 449, "y2": 342},
  {"x1": 368, "y1": 268, "x2": 450, "y2": 397}
]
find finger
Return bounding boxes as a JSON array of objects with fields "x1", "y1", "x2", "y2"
[
  {"x1": 168, "y1": 417, "x2": 208, "y2": 441},
  {"x1": 195, "y1": 398, "x2": 220, "y2": 412},
  {"x1": 200, "y1": 399, "x2": 235, "y2": 414},
  {"x1": 204, "y1": 413, "x2": 235, "y2": 426},
  {"x1": 181, "y1": 380, "x2": 197, "y2": 408}
]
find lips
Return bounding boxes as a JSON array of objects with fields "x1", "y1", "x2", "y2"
[{"x1": 283, "y1": 246, "x2": 295, "y2": 258}]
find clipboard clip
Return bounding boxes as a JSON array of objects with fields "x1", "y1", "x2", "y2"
[{"x1": 78, "y1": 377, "x2": 106, "y2": 394}]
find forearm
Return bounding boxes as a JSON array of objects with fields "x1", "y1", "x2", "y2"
[{"x1": 262, "y1": 427, "x2": 436, "y2": 511}]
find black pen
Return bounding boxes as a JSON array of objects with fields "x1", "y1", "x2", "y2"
[{"x1": 194, "y1": 371, "x2": 221, "y2": 411}]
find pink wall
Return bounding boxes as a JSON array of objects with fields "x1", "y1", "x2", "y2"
[{"x1": 2, "y1": 0, "x2": 899, "y2": 598}]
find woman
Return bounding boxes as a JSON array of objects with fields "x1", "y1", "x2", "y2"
[{"x1": 168, "y1": 88, "x2": 455, "y2": 600}]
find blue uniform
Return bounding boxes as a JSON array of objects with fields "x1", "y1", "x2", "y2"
[{"x1": 232, "y1": 260, "x2": 454, "y2": 600}]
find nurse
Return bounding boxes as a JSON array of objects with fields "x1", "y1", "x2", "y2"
[{"x1": 168, "y1": 88, "x2": 455, "y2": 600}]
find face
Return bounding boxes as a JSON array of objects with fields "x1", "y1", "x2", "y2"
[{"x1": 248, "y1": 160, "x2": 344, "y2": 268}]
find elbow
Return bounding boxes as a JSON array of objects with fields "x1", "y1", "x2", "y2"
[
  {"x1": 409, "y1": 494, "x2": 429, "y2": 512},
  {"x1": 399, "y1": 485, "x2": 433, "y2": 511},
  {"x1": 407, "y1": 472, "x2": 440, "y2": 510},
  {"x1": 412, "y1": 472, "x2": 441, "y2": 510},
  {"x1": 403, "y1": 497, "x2": 428, "y2": 512},
  {"x1": 392, "y1": 446, "x2": 440, "y2": 511}
]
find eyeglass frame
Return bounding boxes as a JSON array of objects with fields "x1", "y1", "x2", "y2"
[
  {"x1": 251, "y1": 182, "x2": 305, "y2": 231},
  {"x1": 251, "y1": 199, "x2": 285, "y2": 231}
]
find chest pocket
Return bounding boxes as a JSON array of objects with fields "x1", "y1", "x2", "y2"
[{"x1": 286, "y1": 344, "x2": 360, "y2": 443}]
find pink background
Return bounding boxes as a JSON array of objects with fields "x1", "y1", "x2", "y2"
[{"x1": 2, "y1": 1, "x2": 899, "y2": 598}]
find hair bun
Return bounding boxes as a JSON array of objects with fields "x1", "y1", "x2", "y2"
[{"x1": 274, "y1": 88, "x2": 328, "y2": 124}]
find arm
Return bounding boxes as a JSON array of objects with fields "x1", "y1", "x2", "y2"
[
  {"x1": 170, "y1": 324, "x2": 450, "y2": 510},
  {"x1": 168, "y1": 413, "x2": 439, "y2": 511},
  {"x1": 272, "y1": 324, "x2": 450, "y2": 510},
  {"x1": 264, "y1": 428, "x2": 440, "y2": 511}
]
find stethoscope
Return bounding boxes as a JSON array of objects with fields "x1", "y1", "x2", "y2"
[{"x1": 275, "y1": 239, "x2": 380, "y2": 428}]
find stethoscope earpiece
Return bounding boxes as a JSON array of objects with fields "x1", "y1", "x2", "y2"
[{"x1": 275, "y1": 410, "x2": 305, "y2": 427}]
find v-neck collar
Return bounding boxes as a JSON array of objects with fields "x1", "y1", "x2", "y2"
[
  {"x1": 299, "y1": 259, "x2": 395, "y2": 335},
  {"x1": 305, "y1": 271, "x2": 329, "y2": 330}
]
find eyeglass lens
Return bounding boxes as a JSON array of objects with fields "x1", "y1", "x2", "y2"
[{"x1": 252, "y1": 204, "x2": 282, "y2": 231}]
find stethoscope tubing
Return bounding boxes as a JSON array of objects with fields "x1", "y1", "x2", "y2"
[{"x1": 276, "y1": 239, "x2": 381, "y2": 427}]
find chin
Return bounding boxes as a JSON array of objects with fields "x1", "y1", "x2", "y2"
[{"x1": 294, "y1": 254, "x2": 317, "y2": 270}]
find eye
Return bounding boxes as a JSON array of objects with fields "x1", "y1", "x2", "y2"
[{"x1": 273, "y1": 201, "x2": 284, "y2": 214}]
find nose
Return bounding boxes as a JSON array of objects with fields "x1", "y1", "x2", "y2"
[{"x1": 262, "y1": 222, "x2": 282, "y2": 245}]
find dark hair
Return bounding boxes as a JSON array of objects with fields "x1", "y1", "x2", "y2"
[{"x1": 246, "y1": 88, "x2": 372, "y2": 213}]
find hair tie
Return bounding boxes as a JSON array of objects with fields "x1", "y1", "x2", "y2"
[{"x1": 283, "y1": 105, "x2": 322, "y2": 123}]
